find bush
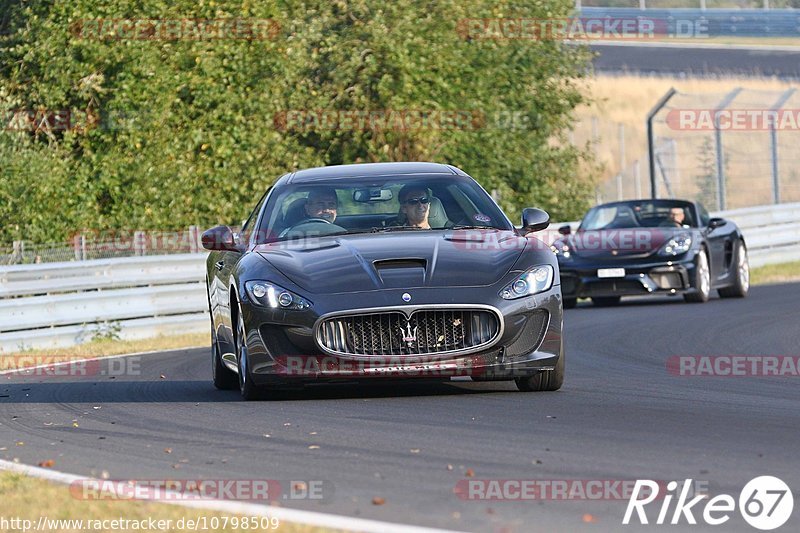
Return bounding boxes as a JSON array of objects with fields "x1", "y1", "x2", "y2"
[{"x1": 0, "y1": 0, "x2": 596, "y2": 243}]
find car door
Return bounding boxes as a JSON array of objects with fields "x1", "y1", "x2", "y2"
[
  {"x1": 213, "y1": 190, "x2": 270, "y2": 356},
  {"x1": 698, "y1": 203, "x2": 735, "y2": 283}
]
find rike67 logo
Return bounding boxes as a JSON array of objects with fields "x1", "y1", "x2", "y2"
[{"x1": 624, "y1": 476, "x2": 794, "y2": 530}]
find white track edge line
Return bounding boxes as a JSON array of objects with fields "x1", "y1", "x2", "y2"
[{"x1": 0, "y1": 459, "x2": 463, "y2": 533}]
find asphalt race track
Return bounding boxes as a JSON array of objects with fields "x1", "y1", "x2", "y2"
[
  {"x1": 591, "y1": 43, "x2": 800, "y2": 79},
  {"x1": 2, "y1": 283, "x2": 800, "y2": 532}
]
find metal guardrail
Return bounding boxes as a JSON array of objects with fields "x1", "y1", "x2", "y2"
[
  {"x1": 579, "y1": 7, "x2": 800, "y2": 37},
  {"x1": 0, "y1": 203, "x2": 798, "y2": 352}
]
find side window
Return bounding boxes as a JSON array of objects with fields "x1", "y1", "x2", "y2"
[
  {"x1": 240, "y1": 189, "x2": 270, "y2": 245},
  {"x1": 698, "y1": 204, "x2": 710, "y2": 227}
]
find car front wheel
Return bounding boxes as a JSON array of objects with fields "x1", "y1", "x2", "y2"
[
  {"x1": 515, "y1": 346, "x2": 565, "y2": 392},
  {"x1": 684, "y1": 249, "x2": 710, "y2": 303},
  {"x1": 718, "y1": 240, "x2": 749, "y2": 298},
  {"x1": 235, "y1": 304, "x2": 264, "y2": 401}
]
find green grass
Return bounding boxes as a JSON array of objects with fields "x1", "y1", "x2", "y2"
[{"x1": 750, "y1": 260, "x2": 800, "y2": 286}]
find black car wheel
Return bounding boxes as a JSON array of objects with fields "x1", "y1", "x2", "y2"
[
  {"x1": 515, "y1": 346, "x2": 564, "y2": 392},
  {"x1": 718, "y1": 240, "x2": 749, "y2": 299},
  {"x1": 591, "y1": 296, "x2": 620, "y2": 307},
  {"x1": 235, "y1": 304, "x2": 263, "y2": 401},
  {"x1": 684, "y1": 249, "x2": 710, "y2": 303}
]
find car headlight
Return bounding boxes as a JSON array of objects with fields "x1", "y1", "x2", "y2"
[
  {"x1": 659, "y1": 233, "x2": 692, "y2": 256},
  {"x1": 550, "y1": 240, "x2": 571, "y2": 259},
  {"x1": 245, "y1": 281, "x2": 311, "y2": 310},
  {"x1": 500, "y1": 265, "x2": 555, "y2": 300}
]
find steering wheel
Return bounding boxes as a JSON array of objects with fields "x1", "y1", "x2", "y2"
[
  {"x1": 659, "y1": 220, "x2": 683, "y2": 228},
  {"x1": 279, "y1": 218, "x2": 343, "y2": 238}
]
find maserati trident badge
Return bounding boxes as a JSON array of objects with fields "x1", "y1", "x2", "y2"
[{"x1": 400, "y1": 320, "x2": 418, "y2": 347}]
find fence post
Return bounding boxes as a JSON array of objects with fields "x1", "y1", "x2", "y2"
[
  {"x1": 713, "y1": 88, "x2": 742, "y2": 211},
  {"x1": 618, "y1": 123, "x2": 625, "y2": 201},
  {"x1": 188, "y1": 225, "x2": 200, "y2": 253},
  {"x1": 12, "y1": 241, "x2": 23, "y2": 264},
  {"x1": 647, "y1": 88, "x2": 677, "y2": 199},
  {"x1": 134, "y1": 231, "x2": 146, "y2": 256},
  {"x1": 634, "y1": 160, "x2": 642, "y2": 199},
  {"x1": 72, "y1": 234, "x2": 85, "y2": 261},
  {"x1": 769, "y1": 88, "x2": 796, "y2": 204}
]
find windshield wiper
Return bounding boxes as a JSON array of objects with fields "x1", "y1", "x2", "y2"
[
  {"x1": 449, "y1": 224, "x2": 501, "y2": 230},
  {"x1": 371, "y1": 225, "x2": 426, "y2": 233}
]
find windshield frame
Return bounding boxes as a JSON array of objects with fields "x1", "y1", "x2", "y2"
[
  {"x1": 254, "y1": 174, "x2": 514, "y2": 244},
  {"x1": 578, "y1": 200, "x2": 697, "y2": 231}
]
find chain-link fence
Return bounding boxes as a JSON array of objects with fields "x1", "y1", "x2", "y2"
[
  {"x1": 647, "y1": 88, "x2": 800, "y2": 210},
  {"x1": 0, "y1": 227, "x2": 206, "y2": 265},
  {"x1": 573, "y1": 88, "x2": 800, "y2": 210}
]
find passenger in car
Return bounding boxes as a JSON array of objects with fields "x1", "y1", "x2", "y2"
[{"x1": 396, "y1": 185, "x2": 432, "y2": 229}]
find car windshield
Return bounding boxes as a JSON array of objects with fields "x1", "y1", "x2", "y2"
[
  {"x1": 579, "y1": 200, "x2": 697, "y2": 230},
  {"x1": 255, "y1": 175, "x2": 513, "y2": 243}
]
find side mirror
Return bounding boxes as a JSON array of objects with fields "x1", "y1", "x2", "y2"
[
  {"x1": 521, "y1": 208, "x2": 550, "y2": 233},
  {"x1": 202, "y1": 225, "x2": 240, "y2": 251},
  {"x1": 708, "y1": 217, "x2": 726, "y2": 230},
  {"x1": 558, "y1": 224, "x2": 572, "y2": 236}
]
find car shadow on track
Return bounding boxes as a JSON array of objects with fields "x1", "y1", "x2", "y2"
[
  {"x1": 0, "y1": 379, "x2": 519, "y2": 403},
  {"x1": 571, "y1": 295, "x2": 704, "y2": 309}
]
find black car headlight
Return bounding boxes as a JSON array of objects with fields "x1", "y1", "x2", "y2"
[
  {"x1": 500, "y1": 265, "x2": 555, "y2": 300},
  {"x1": 245, "y1": 281, "x2": 312, "y2": 310},
  {"x1": 659, "y1": 233, "x2": 692, "y2": 256},
  {"x1": 550, "y1": 240, "x2": 571, "y2": 260}
]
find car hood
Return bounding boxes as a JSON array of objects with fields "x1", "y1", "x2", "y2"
[
  {"x1": 562, "y1": 227, "x2": 692, "y2": 259},
  {"x1": 253, "y1": 230, "x2": 527, "y2": 294}
]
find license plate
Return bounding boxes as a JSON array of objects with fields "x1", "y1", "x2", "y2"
[{"x1": 597, "y1": 268, "x2": 626, "y2": 278}]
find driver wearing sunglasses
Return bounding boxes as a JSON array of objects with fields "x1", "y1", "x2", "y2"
[{"x1": 396, "y1": 185, "x2": 432, "y2": 229}]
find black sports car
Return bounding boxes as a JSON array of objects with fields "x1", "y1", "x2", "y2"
[
  {"x1": 202, "y1": 162, "x2": 564, "y2": 399},
  {"x1": 552, "y1": 199, "x2": 749, "y2": 308}
]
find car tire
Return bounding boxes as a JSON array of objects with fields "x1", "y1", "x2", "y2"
[
  {"x1": 212, "y1": 327, "x2": 238, "y2": 390},
  {"x1": 684, "y1": 249, "x2": 710, "y2": 303},
  {"x1": 718, "y1": 241, "x2": 749, "y2": 299},
  {"x1": 234, "y1": 304, "x2": 264, "y2": 401},
  {"x1": 563, "y1": 297, "x2": 577, "y2": 309},
  {"x1": 515, "y1": 346, "x2": 564, "y2": 392},
  {"x1": 591, "y1": 296, "x2": 620, "y2": 307}
]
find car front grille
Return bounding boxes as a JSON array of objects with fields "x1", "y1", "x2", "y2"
[{"x1": 317, "y1": 309, "x2": 500, "y2": 356}]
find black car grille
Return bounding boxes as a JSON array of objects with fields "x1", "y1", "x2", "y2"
[
  {"x1": 317, "y1": 309, "x2": 500, "y2": 356},
  {"x1": 585, "y1": 280, "x2": 647, "y2": 295}
]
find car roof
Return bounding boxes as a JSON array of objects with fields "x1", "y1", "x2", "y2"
[{"x1": 282, "y1": 162, "x2": 464, "y2": 184}]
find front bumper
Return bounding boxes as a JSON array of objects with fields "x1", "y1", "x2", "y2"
[
  {"x1": 559, "y1": 256, "x2": 695, "y2": 299},
  {"x1": 237, "y1": 284, "x2": 563, "y2": 385}
]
